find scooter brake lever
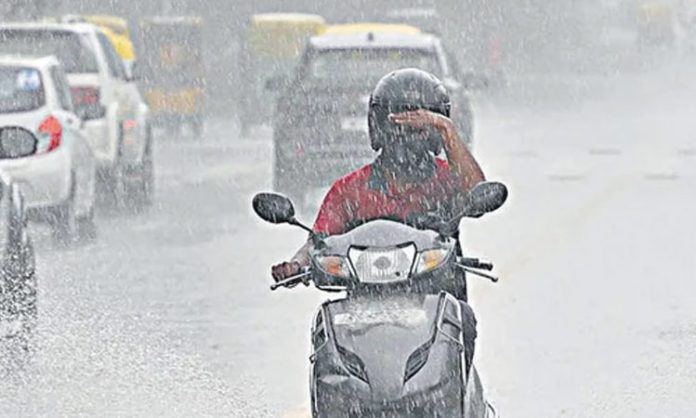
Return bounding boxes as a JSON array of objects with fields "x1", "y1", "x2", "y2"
[
  {"x1": 270, "y1": 268, "x2": 313, "y2": 291},
  {"x1": 456, "y1": 264, "x2": 499, "y2": 283}
]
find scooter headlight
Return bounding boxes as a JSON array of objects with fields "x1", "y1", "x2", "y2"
[
  {"x1": 348, "y1": 245, "x2": 416, "y2": 284},
  {"x1": 316, "y1": 255, "x2": 352, "y2": 279},
  {"x1": 413, "y1": 247, "x2": 452, "y2": 275}
]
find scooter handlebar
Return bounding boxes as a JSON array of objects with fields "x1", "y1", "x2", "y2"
[
  {"x1": 458, "y1": 257, "x2": 494, "y2": 271},
  {"x1": 270, "y1": 267, "x2": 312, "y2": 291}
]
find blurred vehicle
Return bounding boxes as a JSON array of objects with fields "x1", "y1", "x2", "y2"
[
  {"x1": 139, "y1": 16, "x2": 205, "y2": 137},
  {"x1": 252, "y1": 187, "x2": 506, "y2": 418},
  {"x1": 239, "y1": 13, "x2": 326, "y2": 135},
  {"x1": 270, "y1": 28, "x2": 485, "y2": 204},
  {"x1": 60, "y1": 14, "x2": 136, "y2": 74},
  {"x1": 384, "y1": 7, "x2": 441, "y2": 34},
  {"x1": 634, "y1": 0, "x2": 677, "y2": 46},
  {"x1": 0, "y1": 22, "x2": 154, "y2": 209},
  {"x1": 0, "y1": 56, "x2": 97, "y2": 243},
  {"x1": 0, "y1": 167, "x2": 36, "y2": 345}
]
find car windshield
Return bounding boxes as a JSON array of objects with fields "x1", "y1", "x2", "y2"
[
  {"x1": 0, "y1": 66, "x2": 45, "y2": 113},
  {"x1": 0, "y1": 29, "x2": 99, "y2": 74},
  {"x1": 308, "y1": 48, "x2": 440, "y2": 84}
]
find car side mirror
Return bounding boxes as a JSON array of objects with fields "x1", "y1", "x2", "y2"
[
  {"x1": 0, "y1": 127, "x2": 37, "y2": 159},
  {"x1": 75, "y1": 103, "x2": 106, "y2": 121},
  {"x1": 442, "y1": 77, "x2": 461, "y2": 92},
  {"x1": 265, "y1": 75, "x2": 288, "y2": 91},
  {"x1": 461, "y1": 72, "x2": 489, "y2": 90},
  {"x1": 461, "y1": 181, "x2": 508, "y2": 217},
  {"x1": 126, "y1": 61, "x2": 140, "y2": 82},
  {"x1": 253, "y1": 192, "x2": 296, "y2": 224}
]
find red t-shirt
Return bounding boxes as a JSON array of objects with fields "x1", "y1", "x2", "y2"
[{"x1": 313, "y1": 158, "x2": 458, "y2": 235}]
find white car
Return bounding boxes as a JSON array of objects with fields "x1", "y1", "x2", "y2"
[
  {"x1": 0, "y1": 56, "x2": 97, "y2": 243},
  {"x1": 0, "y1": 22, "x2": 153, "y2": 208}
]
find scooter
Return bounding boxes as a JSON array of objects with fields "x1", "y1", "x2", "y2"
[{"x1": 253, "y1": 181, "x2": 507, "y2": 418}]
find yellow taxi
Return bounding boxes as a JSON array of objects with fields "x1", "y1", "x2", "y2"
[
  {"x1": 635, "y1": 0, "x2": 676, "y2": 46},
  {"x1": 83, "y1": 15, "x2": 135, "y2": 65}
]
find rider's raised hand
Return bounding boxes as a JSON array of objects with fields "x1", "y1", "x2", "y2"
[{"x1": 389, "y1": 109, "x2": 448, "y2": 130}]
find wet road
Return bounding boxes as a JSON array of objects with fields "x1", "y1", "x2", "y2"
[{"x1": 0, "y1": 64, "x2": 695, "y2": 417}]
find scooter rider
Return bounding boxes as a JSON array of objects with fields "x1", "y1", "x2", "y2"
[{"x1": 272, "y1": 68, "x2": 486, "y2": 368}]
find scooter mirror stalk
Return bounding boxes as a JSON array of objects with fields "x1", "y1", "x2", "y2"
[{"x1": 439, "y1": 181, "x2": 509, "y2": 236}]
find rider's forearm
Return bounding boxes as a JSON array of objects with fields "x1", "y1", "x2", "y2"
[
  {"x1": 436, "y1": 118, "x2": 485, "y2": 191},
  {"x1": 290, "y1": 240, "x2": 312, "y2": 266}
]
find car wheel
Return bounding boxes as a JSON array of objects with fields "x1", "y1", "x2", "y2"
[
  {"x1": 49, "y1": 177, "x2": 79, "y2": 246},
  {"x1": 164, "y1": 120, "x2": 181, "y2": 139},
  {"x1": 190, "y1": 115, "x2": 204, "y2": 139},
  {"x1": 76, "y1": 207, "x2": 98, "y2": 242},
  {"x1": 99, "y1": 162, "x2": 125, "y2": 209},
  {"x1": 273, "y1": 138, "x2": 304, "y2": 206},
  {"x1": 122, "y1": 134, "x2": 154, "y2": 212},
  {"x1": 18, "y1": 271, "x2": 37, "y2": 352},
  {"x1": 98, "y1": 125, "x2": 127, "y2": 208}
]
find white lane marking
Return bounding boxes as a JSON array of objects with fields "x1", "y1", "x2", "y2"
[
  {"x1": 643, "y1": 173, "x2": 680, "y2": 181},
  {"x1": 676, "y1": 148, "x2": 696, "y2": 156},
  {"x1": 588, "y1": 148, "x2": 622, "y2": 156},
  {"x1": 546, "y1": 174, "x2": 587, "y2": 182}
]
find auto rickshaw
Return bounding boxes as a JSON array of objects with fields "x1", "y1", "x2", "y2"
[
  {"x1": 139, "y1": 16, "x2": 205, "y2": 136},
  {"x1": 239, "y1": 13, "x2": 326, "y2": 135},
  {"x1": 635, "y1": 0, "x2": 676, "y2": 46}
]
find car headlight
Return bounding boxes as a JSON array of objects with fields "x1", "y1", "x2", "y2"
[
  {"x1": 316, "y1": 255, "x2": 352, "y2": 279},
  {"x1": 348, "y1": 245, "x2": 416, "y2": 284},
  {"x1": 413, "y1": 248, "x2": 451, "y2": 275}
]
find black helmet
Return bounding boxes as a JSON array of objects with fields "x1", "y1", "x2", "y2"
[{"x1": 368, "y1": 68, "x2": 451, "y2": 152}]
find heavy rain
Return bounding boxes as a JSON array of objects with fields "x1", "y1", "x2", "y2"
[{"x1": 0, "y1": 0, "x2": 695, "y2": 417}]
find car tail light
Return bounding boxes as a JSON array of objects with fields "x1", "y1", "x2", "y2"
[
  {"x1": 70, "y1": 86, "x2": 106, "y2": 120},
  {"x1": 37, "y1": 115, "x2": 62, "y2": 153},
  {"x1": 122, "y1": 119, "x2": 138, "y2": 131}
]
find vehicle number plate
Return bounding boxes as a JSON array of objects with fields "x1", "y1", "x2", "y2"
[{"x1": 333, "y1": 309, "x2": 427, "y2": 328}]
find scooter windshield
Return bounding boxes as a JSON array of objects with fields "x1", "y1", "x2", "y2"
[{"x1": 322, "y1": 219, "x2": 445, "y2": 255}]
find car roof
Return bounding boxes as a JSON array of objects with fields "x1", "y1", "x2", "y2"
[
  {"x1": 83, "y1": 15, "x2": 128, "y2": 28},
  {"x1": 324, "y1": 23, "x2": 421, "y2": 36},
  {"x1": 251, "y1": 13, "x2": 325, "y2": 24},
  {"x1": 309, "y1": 31, "x2": 439, "y2": 50},
  {"x1": 0, "y1": 54, "x2": 58, "y2": 69},
  {"x1": 0, "y1": 21, "x2": 97, "y2": 35}
]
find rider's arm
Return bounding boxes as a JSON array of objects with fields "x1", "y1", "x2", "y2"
[
  {"x1": 290, "y1": 240, "x2": 312, "y2": 266},
  {"x1": 271, "y1": 239, "x2": 311, "y2": 281},
  {"x1": 272, "y1": 181, "x2": 349, "y2": 280},
  {"x1": 434, "y1": 116, "x2": 486, "y2": 191},
  {"x1": 390, "y1": 110, "x2": 485, "y2": 192}
]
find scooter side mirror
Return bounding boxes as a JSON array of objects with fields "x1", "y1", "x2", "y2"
[
  {"x1": 462, "y1": 182, "x2": 508, "y2": 217},
  {"x1": 252, "y1": 192, "x2": 296, "y2": 224}
]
